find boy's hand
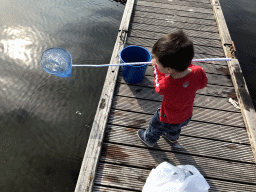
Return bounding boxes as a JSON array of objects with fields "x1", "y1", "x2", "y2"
[{"x1": 152, "y1": 59, "x2": 157, "y2": 68}]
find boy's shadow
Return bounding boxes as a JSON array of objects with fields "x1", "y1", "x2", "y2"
[{"x1": 122, "y1": 75, "x2": 162, "y2": 114}]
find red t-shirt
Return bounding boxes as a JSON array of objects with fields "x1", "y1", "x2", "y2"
[{"x1": 153, "y1": 64, "x2": 208, "y2": 124}]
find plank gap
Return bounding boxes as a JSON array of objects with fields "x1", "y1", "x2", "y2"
[{"x1": 94, "y1": 183, "x2": 140, "y2": 192}]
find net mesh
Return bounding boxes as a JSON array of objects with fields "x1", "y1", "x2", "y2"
[{"x1": 41, "y1": 48, "x2": 72, "y2": 77}]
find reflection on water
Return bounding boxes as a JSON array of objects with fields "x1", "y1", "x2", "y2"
[
  {"x1": 0, "y1": 0, "x2": 125, "y2": 191},
  {"x1": 1, "y1": 27, "x2": 33, "y2": 63}
]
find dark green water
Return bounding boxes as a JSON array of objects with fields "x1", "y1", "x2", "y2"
[
  {"x1": 220, "y1": 0, "x2": 256, "y2": 108},
  {"x1": 0, "y1": 0, "x2": 124, "y2": 191}
]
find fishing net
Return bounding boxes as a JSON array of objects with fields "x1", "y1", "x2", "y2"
[
  {"x1": 41, "y1": 48, "x2": 72, "y2": 77},
  {"x1": 40, "y1": 47, "x2": 231, "y2": 78}
]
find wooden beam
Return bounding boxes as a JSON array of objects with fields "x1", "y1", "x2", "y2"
[
  {"x1": 74, "y1": 0, "x2": 136, "y2": 191},
  {"x1": 211, "y1": 0, "x2": 256, "y2": 163},
  {"x1": 211, "y1": 0, "x2": 232, "y2": 45},
  {"x1": 228, "y1": 59, "x2": 256, "y2": 163}
]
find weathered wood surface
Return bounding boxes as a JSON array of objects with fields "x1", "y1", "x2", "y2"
[
  {"x1": 105, "y1": 123, "x2": 254, "y2": 163},
  {"x1": 109, "y1": 110, "x2": 250, "y2": 144},
  {"x1": 136, "y1": 0, "x2": 213, "y2": 14},
  {"x1": 134, "y1": 1, "x2": 215, "y2": 20},
  {"x1": 97, "y1": 139, "x2": 256, "y2": 191},
  {"x1": 100, "y1": 142, "x2": 256, "y2": 183},
  {"x1": 211, "y1": 0, "x2": 232, "y2": 45},
  {"x1": 126, "y1": 37, "x2": 225, "y2": 57},
  {"x1": 128, "y1": 29, "x2": 223, "y2": 49},
  {"x1": 131, "y1": 16, "x2": 219, "y2": 34},
  {"x1": 132, "y1": 10, "x2": 217, "y2": 26},
  {"x1": 136, "y1": 0, "x2": 213, "y2": 9}
]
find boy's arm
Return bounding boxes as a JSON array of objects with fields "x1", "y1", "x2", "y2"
[
  {"x1": 199, "y1": 68, "x2": 208, "y2": 89},
  {"x1": 153, "y1": 65, "x2": 166, "y2": 95}
]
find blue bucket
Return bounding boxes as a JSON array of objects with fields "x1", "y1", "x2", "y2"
[{"x1": 120, "y1": 46, "x2": 152, "y2": 84}]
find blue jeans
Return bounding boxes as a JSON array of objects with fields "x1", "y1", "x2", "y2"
[{"x1": 143, "y1": 108, "x2": 191, "y2": 146}]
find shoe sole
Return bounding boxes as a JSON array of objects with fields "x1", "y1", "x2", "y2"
[
  {"x1": 162, "y1": 134, "x2": 177, "y2": 143},
  {"x1": 137, "y1": 131, "x2": 155, "y2": 147}
]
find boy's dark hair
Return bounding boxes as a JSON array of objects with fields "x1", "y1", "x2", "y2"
[{"x1": 152, "y1": 29, "x2": 194, "y2": 72}]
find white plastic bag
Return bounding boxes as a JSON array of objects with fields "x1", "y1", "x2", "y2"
[{"x1": 142, "y1": 162, "x2": 210, "y2": 192}]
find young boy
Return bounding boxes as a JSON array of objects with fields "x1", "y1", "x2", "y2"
[{"x1": 137, "y1": 29, "x2": 208, "y2": 147}]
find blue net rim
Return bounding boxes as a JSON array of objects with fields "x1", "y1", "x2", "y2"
[{"x1": 41, "y1": 48, "x2": 72, "y2": 75}]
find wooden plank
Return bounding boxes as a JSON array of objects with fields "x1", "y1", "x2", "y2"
[
  {"x1": 140, "y1": 0, "x2": 213, "y2": 5},
  {"x1": 149, "y1": 0, "x2": 212, "y2": 4},
  {"x1": 128, "y1": 21, "x2": 221, "y2": 40},
  {"x1": 197, "y1": 84, "x2": 237, "y2": 99},
  {"x1": 211, "y1": 0, "x2": 232, "y2": 45},
  {"x1": 109, "y1": 109, "x2": 249, "y2": 144},
  {"x1": 74, "y1": 0, "x2": 136, "y2": 191},
  {"x1": 100, "y1": 143, "x2": 256, "y2": 185},
  {"x1": 125, "y1": 43, "x2": 227, "y2": 59},
  {"x1": 229, "y1": 59, "x2": 256, "y2": 164},
  {"x1": 136, "y1": 0, "x2": 213, "y2": 14},
  {"x1": 132, "y1": 10, "x2": 217, "y2": 26},
  {"x1": 135, "y1": 4, "x2": 215, "y2": 20},
  {"x1": 128, "y1": 27, "x2": 222, "y2": 48},
  {"x1": 105, "y1": 124, "x2": 254, "y2": 163},
  {"x1": 95, "y1": 162, "x2": 148, "y2": 191},
  {"x1": 131, "y1": 16, "x2": 219, "y2": 33},
  {"x1": 114, "y1": 83, "x2": 240, "y2": 112},
  {"x1": 135, "y1": 0, "x2": 212, "y2": 9},
  {"x1": 126, "y1": 37, "x2": 225, "y2": 57}
]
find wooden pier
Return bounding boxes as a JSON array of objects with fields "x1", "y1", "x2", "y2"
[{"x1": 75, "y1": 0, "x2": 256, "y2": 191}]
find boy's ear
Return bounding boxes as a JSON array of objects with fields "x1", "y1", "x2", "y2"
[{"x1": 167, "y1": 68, "x2": 172, "y2": 74}]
